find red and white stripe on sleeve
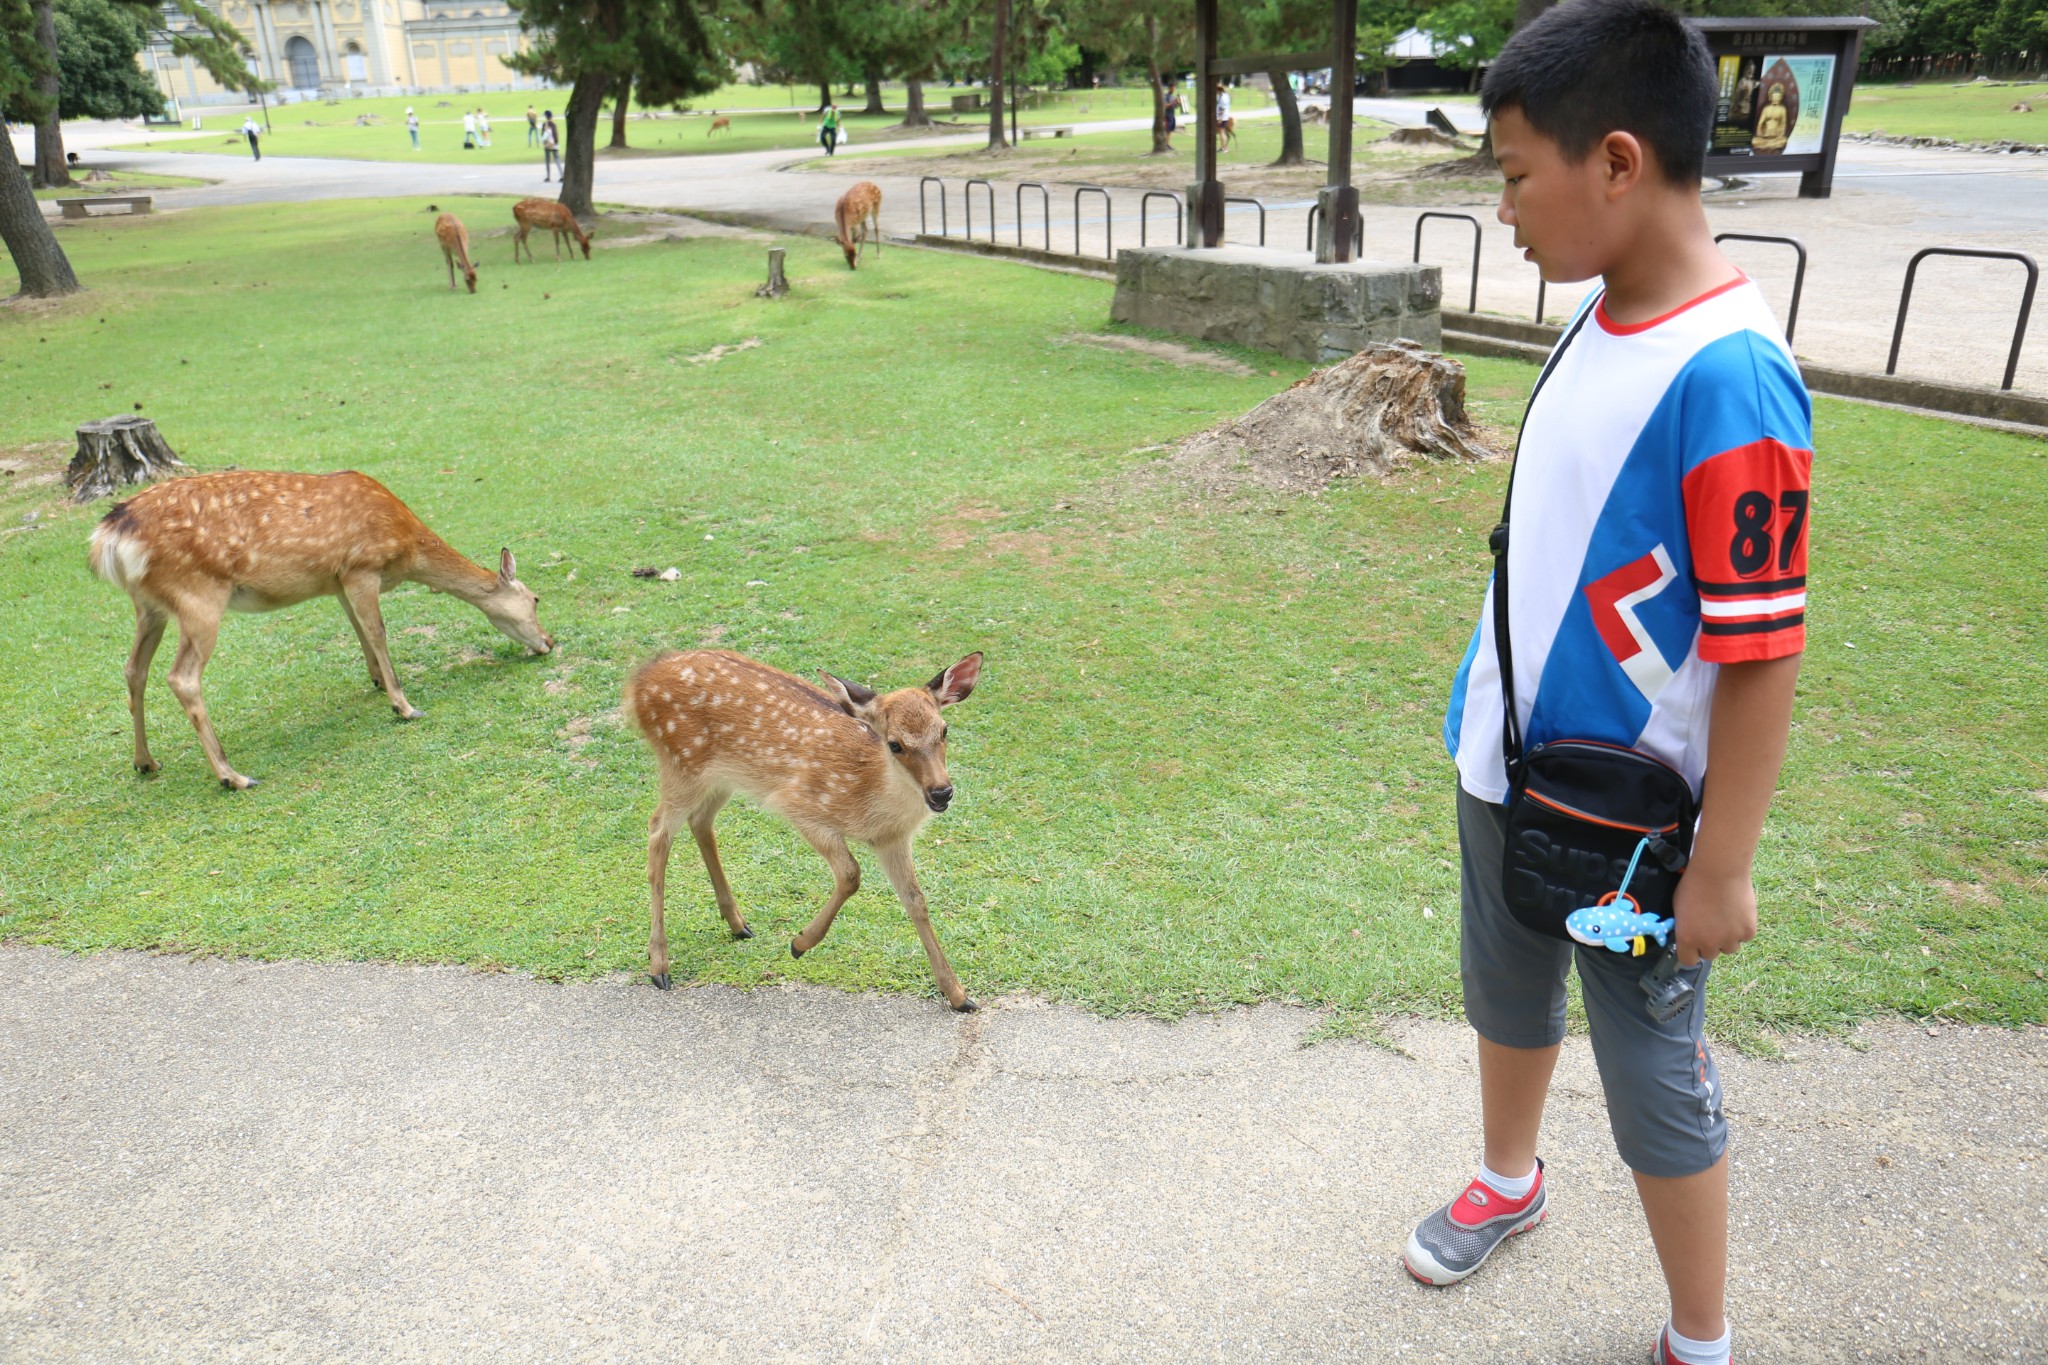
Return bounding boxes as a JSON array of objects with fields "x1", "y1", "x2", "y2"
[{"x1": 1682, "y1": 437, "x2": 1812, "y2": 663}]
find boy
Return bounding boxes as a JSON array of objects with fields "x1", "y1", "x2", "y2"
[{"x1": 1411, "y1": 4, "x2": 1810, "y2": 1364}]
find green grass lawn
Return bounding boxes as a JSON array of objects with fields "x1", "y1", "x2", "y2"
[
  {"x1": 112, "y1": 84, "x2": 1211, "y2": 164},
  {"x1": 31, "y1": 169, "x2": 208, "y2": 201},
  {"x1": 1845, "y1": 78, "x2": 2048, "y2": 142},
  {"x1": 1, "y1": 199, "x2": 2042, "y2": 1040}
]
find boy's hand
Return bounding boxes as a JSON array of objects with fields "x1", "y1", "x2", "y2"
[{"x1": 1672, "y1": 866, "x2": 1758, "y2": 966}]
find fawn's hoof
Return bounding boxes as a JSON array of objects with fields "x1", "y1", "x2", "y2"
[
  {"x1": 954, "y1": 997, "x2": 979, "y2": 1014},
  {"x1": 220, "y1": 775, "x2": 259, "y2": 791},
  {"x1": 733, "y1": 925, "x2": 753, "y2": 941},
  {"x1": 134, "y1": 759, "x2": 160, "y2": 776},
  {"x1": 395, "y1": 706, "x2": 424, "y2": 721},
  {"x1": 650, "y1": 972, "x2": 671, "y2": 991},
  {"x1": 790, "y1": 940, "x2": 806, "y2": 959}
]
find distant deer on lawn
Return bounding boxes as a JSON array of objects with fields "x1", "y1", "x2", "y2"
[
  {"x1": 625, "y1": 649, "x2": 984, "y2": 1010},
  {"x1": 434, "y1": 211, "x2": 478, "y2": 292},
  {"x1": 834, "y1": 181, "x2": 882, "y2": 269},
  {"x1": 89, "y1": 471, "x2": 553, "y2": 789},
  {"x1": 512, "y1": 197, "x2": 591, "y2": 263},
  {"x1": 708, "y1": 116, "x2": 732, "y2": 137}
]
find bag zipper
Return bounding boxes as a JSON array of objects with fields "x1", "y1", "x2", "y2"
[{"x1": 1524, "y1": 788, "x2": 1682, "y2": 836}]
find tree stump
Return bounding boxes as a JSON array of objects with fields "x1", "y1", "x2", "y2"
[
  {"x1": 754, "y1": 247, "x2": 789, "y2": 299},
  {"x1": 66, "y1": 415, "x2": 189, "y2": 503}
]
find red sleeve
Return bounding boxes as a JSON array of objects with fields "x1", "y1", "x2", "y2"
[{"x1": 1683, "y1": 437, "x2": 1812, "y2": 663}]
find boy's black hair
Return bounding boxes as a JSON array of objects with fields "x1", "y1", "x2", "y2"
[{"x1": 1481, "y1": 0, "x2": 1716, "y2": 184}]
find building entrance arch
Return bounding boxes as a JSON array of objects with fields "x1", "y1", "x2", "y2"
[{"x1": 285, "y1": 35, "x2": 320, "y2": 90}]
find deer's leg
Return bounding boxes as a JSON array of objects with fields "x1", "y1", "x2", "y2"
[
  {"x1": 647, "y1": 782, "x2": 691, "y2": 989},
  {"x1": 687, "y1": 790, "x2": 750, "y2": 939},
  {"x1": 513, "y1": 226, "x2": 528, "y2": 263},
  {"x1": 335, "y1": 588, "x2": 385, "y2": 689},
  {"x1": 789, "y1": 826, "x2": 860, "y2": 959},
  {"x1": 444, "y1": 248, "x2": 456, "y2": 290},
  {"x1": 164, "y1": 600, "x2": 254, "y2": 791},
  {"x1": 125, "y1": 605, "x2": 168, "y2": 775},
  {"x1": 338, "y1": 572, "x2": 420, "y2": 720},
  {"x1": 873, "y1": 838, "x2": 973, "y2": 1012}
]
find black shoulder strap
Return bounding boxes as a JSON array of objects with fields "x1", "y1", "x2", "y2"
[{"x1": 1493, "y1": 301, "x2": 1598, "y2": 787}]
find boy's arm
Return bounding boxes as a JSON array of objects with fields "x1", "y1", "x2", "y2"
[{"x1": 1673, "y1": 652, "x2": 1802, "y2": 965}]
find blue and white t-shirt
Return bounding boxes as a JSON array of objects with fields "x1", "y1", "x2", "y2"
[{"x1": 1445, "y1": 277, "x2": 1813, "y2": 804}]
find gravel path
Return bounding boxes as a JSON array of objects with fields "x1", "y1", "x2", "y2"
[{"x1": 1, "y1": 945, "x2": 2041, "y2": 1363}]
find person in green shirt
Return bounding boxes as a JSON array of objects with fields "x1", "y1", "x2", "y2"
[{"x1": 819, "y1": 103, "x2": 840, "y2": 156}]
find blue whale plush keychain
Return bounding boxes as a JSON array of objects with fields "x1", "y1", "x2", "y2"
[{"x1": 1564, "y1": 837, "x2": 1675, "y2": 958}]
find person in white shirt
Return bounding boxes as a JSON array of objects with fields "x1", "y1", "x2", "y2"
[
  {"x1": 477, "y1": 109, "x2": 492, "y2": 147},
  {"x1": 240, "y1": 116, "x2": 261, "y2": 160},
  {"x1": 462, "y1": 111, "x2": 477, "y2": 150}
]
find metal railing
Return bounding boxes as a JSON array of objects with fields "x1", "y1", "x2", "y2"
[
  {"x1": 1073, "y1": 185, "x2": 1112, "y2": 260},
  {"x1": 964, "y1": 178, "x2": 995, "y2": 243},
  {"x1": 1304, "y1": 201, "x2": 1363, "y2": 255},
  {"x1": 1887, "y1": 247, "x2": 2039, "y2": 391},
  {"x1": 1715, "y1": 233, "x2": 1809, "y2": 344},
  {"x1": 1224, "y1": 195, "x2": 1267, "y2": 247},
  {"x1": 1414, "y1": 211, "x2": 1482, "y2": 313},
  {"x1": 917, "y1": 176, "x2": 946, "y2": 238},
  {"x1": 1016, "y1": 181, "x2": 1050, "y2": 251},
  {"x1": 1140, "y1": 190, "x2": 1183, "y2": 247}
]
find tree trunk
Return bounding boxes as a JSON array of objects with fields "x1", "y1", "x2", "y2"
[
  {"x1": 1269, "y1": 69, "x2": 1306, "y2": 166},
  {"x1": 67, "y1": 416, "x2": 188, "y2": 502},
  {"x1": 817, "y1": 79, "x2": 831, "y2": 113},
  {"x1": 862, "y1": 65, "x2": 885, "y2": 116},
  {"x1": 0, "y1": 154, "x2": 81, "y2": 298},
  {"x1": 557, "y1": 70, "x2": 606, "y2": 220},
  {"x1": 1145, "y1": 31, "x2": 1171, "y2": 156},
  {"x1": 608, "y1": 73, "x2": 631, "y2": 149},
  {"x1": 986, "y1": 0, "x2": 1009, "y2": 151},
  {"x1": 31, "y1": 0, "x2": 69, "y2": 190},
  {"x1": 902, "y1": 78, "x2": 931, "y2": 127},
  {"x1": 754, "y1": 246, "x2": 788, "y2": 298}
]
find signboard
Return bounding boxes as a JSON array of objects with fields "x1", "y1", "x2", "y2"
[{"x1": 1694, "y1": 17, "x2": 1876, "y2": 199}]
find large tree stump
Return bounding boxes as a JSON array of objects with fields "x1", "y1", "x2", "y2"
[
  {"x1": 754, "y1": 247, "x2": 789, "y2": 299},
  {"x1": 66, "y1": 416, "x2": 189, "y2": 503}
]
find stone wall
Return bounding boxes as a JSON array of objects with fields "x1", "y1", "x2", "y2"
[{"x1": 1109, "y1": 246, "x2": 1443, "y2": 363}]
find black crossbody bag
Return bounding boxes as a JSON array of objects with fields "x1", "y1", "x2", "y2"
[{"x1": 1491, "y1": 308, "x2": 1694, "y2": 940}]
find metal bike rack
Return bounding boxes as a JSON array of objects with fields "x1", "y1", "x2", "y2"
[
  {"x1": 1074, "y1": 185, "x2": 1113, "y2": 260},
  {"x1": 1016, "y1": 181, "x2": 1051, "y2": 251},
  {"x1": 1305, "y1": 202, "x2": 1363, "y2": 255},
  {"x1": 1224, "y1": 195, "x2": 1266, "y2": 247},
  {"x1": 918, "y1": 176, "x2": 947, "y2": 238},
  {"x1": 1140, "y1": 190, "x2": 1183, "y2": 247},
  {"x1": 1413, "y1": 212, "x2": 1482, "y2": 314},
  {"x1": 1887, "y1": 247, "x2": 2039, "y2": 391},
  {"x1": 1715, "y1": 233, "x2": 1809, "y2": 344},
  {"x1": 963, "y1": 178, "x2": 996, "y2": 243}
]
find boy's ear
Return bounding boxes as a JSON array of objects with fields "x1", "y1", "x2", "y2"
[{"x1": 1600, "y1": 130, "x2": 1646, "y2": 198}]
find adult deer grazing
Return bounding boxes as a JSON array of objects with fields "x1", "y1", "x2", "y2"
[
  {"x1": 707, "y1": 116, "x2": 732, "y2": 138},
  {"x1": 834, "y1": 181, "x2": 882, "y2": 269},
  {"x1": 625, "y1": 649, "x2": 984, "y2": 1010},
  {"x1": 89, "y1": 471, "x2": 553, "y2": 790},
  {"x1": 434, "y1": 211, "x2": 478, "y2": 292},
  {"x1": 512, "y1": 196, "x2": 591, "y2": 263}
]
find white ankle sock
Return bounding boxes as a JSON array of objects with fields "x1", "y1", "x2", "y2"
[
  {"x1": 1477, "y1": 1161, "x2": 1535, "y2": 1201},
  {"x1": 1662, "y1": 1320, "x2": 1731, "y2": 1365}
]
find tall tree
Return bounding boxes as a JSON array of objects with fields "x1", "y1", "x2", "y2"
[
  {"x1": 986, "y1": 0, "x2": 1009, "y2": 150},
  {"x1": 0, "y1": 0, "x2": 79, "y2": 294},
  {"x1": 509, "y1": 0, "x2": 726, "y2": 218},
  {"x1": 51, "y1": 0, "x2": 164, "y2": 121},
  {"x1": 1069, "y1": 0, "x2": 1191, "y2": 157}
]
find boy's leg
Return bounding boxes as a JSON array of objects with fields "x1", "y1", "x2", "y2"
[
  {"x1": 1479, "y1": 1034, "x2": 1560, "y2": 1178},
  {"x1": 1636, "y1": 1156, "x2": 1728, "y2": 1343}
]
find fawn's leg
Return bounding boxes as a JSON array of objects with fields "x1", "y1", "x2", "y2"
[
  {"x1": 445, "y1": 249, "x2": 457, "y2": 290},
  {"x1": 125, "y1": 605, "x2": 168, "y2": 774},
  {"x1": 647, "y1": 784, "x2": 692, "y2": 989},
  {"x1": 164, "y1": 599, "x2": 253, "y2": 790},
  {"x1": 338, "y1": 571, "x2": 420, "y2": 719},
  {"x1": 789, "y1": 827, "x2": 861, "y2": 958},
  {"x1": 336, "y1": 588, "x2": 385, "y2": 689},
  {"x1": 513, "y1": 226, "x2": 529, "y2": 263},
  {"x1": 687, "y1": 790, "x2": 750, "y2": 939},
  {"x1": 873, "y1": 839, "x2": 973, "y2": 1012}
]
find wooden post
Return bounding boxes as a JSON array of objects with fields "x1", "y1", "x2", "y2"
[
  {"x1": 1317, "y1": 0, "x2": 1362, "y2": 264},
  {"x1": 1190, "y1": 0, "x2": 1224, "y2": 248},
  {"x1": 66, "y1": 415, "x2": 187, "y2": 503},
  {"x1": 755, "y1": 247, "x2": 789, "y2": 298}
]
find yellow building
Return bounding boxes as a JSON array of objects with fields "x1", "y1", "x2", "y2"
[{"x1": 144, "y1": 0, "x2": 544, "y2": 106}]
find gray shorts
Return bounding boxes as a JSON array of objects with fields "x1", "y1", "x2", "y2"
[{"x1": 1457, "y1": 785, "x2": 1727, "y2": 1178}]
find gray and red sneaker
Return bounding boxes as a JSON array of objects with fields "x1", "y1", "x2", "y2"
[{"x1": 1402, "y1": 1159, "x2": 1547, "y2": 1286}]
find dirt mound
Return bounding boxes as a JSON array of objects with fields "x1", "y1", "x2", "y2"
[
  {"x1": 1160, "y1": 341, "x2": 1499, "y2": 493},
  {"x1": 1381, "y1": 126, "x2": 1467, "y2": 149}
]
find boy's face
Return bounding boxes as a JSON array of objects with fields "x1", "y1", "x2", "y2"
[{"x1": 1491, "y1": 105, "x2": 1633, "y2": 285}]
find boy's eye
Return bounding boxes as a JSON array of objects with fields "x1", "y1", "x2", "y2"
[{"x1": 888, "y1": 740, "x2": 904, "y2": 754}]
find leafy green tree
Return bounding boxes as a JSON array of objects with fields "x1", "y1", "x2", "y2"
[
  {"x1": 1068, "y1": 0, "x2": 1190, "y2": 155},
  {"x1": 52, "y1": 0, "x2": 162, "y2": 120}
]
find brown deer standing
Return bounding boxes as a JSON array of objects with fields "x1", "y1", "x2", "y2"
[
  {"x1": 834, "y1": 181, "x2": 882, "y2": 269},
  {"x1": 708, "y1": 116, "x2": 732, "y2": 138},
  {"x1": 434, "y1": 211, "x2": 478, "y2": 293},
  {"x1": 512, "y1": 197, "x2": 591, "y2": 263},
  {"x1": 89, "y1": 471, "x2": 553, "y2": 790},
  {"x1": 625, "y1": 649, "x2": 983, "y2": 1010}
]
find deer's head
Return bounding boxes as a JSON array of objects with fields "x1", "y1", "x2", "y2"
[
  {"x1": 481, "y1": 547, "x2": 553, "y2": 654},
  {"x1": 823, "y1": 653, "x2": 982, "y2": 813},
  {"x1": 461, "y1": 262, "x2": 478, "y2": 293}
]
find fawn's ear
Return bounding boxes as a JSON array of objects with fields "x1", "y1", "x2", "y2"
[
  {"x1": 927, "y1": 652, "x2": 983, "y2": 707},
  {"x1": 820, "y1": 671, "x2": 878, "y2": 719},
  {"x1": 499, "y1": 547, "x2": 516, "y2": 583}
]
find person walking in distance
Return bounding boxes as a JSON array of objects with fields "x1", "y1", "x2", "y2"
[
  {"x1": 819, "y1": 102, "x2": 840, "y2": 155},
  {"x1": 526, "y1": 104, "x2": 539, "y2": 146},
  {"x1": 540, "y1": 111, "x2": 560, "y2": 181},
  {"x1": 477, "y1": 108, "x2": 492, "y2": 148},
  {"x1": 240, "y1": 115, "x2": 261, "y2": 160},
  {"x1": 462, "y1": 109, "x2": 478, "y2": 150},
  {"x1": 406, "y1": 107, "x2": 420, "y2": 149}
]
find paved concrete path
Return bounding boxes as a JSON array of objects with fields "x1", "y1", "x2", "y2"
[{"x1": 1, "y1": 945, "x2": 2041, "y2": 1363}]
